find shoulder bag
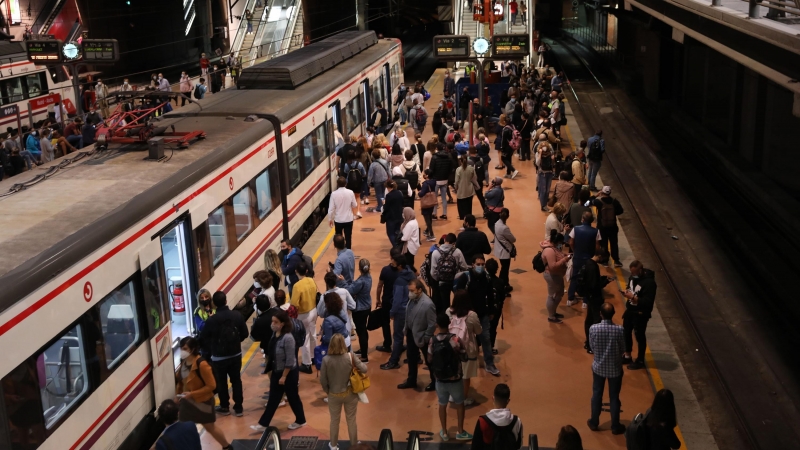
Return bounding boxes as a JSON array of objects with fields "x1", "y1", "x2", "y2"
[{"x1": 349, "y1": 353, "x2": 370, "y2": 393}]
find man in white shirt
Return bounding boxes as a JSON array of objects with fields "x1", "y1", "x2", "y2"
[{"x1": 328, "y1": 177, "x2": 359, "y2": 249}]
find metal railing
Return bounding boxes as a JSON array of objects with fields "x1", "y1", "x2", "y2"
[
  {"x1": 742, "y1": 0, "x2": 800, "y2": 18},
  {"x1": 377, "y1": 429, "x2": 394, "y2": 450}
]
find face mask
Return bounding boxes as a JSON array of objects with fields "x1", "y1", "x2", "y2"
[
  {"x1": 180, "y1": 350, "x2": 191, "y2": 360},
  {"x1": 408, "y1": 292, "x2": 419, "y2": 300},
  {"x1": 474, "y1": 266, "x2": 484, "y2": 274},
  {"x1": 511, "y1": 98, "x2": 516, "y2": 103},
  {"x1": 253, "y1": 281, "x2": 261, "y2": 289},
  {"x1": 631, "y1": 275, "x2": 639, "y2": 279},
  {"x1": 200, "y1": 300, "x2": 210, "y2": 307},
  {"x1": 271, "y1": 323, "x2": 281, "y2": 332}
]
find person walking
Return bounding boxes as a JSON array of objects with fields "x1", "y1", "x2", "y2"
[
  {"x1": 418, "y1": 169, "x2": 438, "y2": 241},
  {"x1": 447, "y1": 291, "x2": 481, "y2": 405},
  {"x1": 252, "y1": 311, "x2": 307, "y2": 432},
  {"x1": 382, "y1": 180, "x2": 404, "y2": 246},
  {"x1": 519, "y1": 1, "x2": 527, "y2": 25},
  {"x1": 200, "y1": 53, "x2": 210, "y2": 75},
  {"x1": 329, "y1": 177, "x2": 359, "y2": 249},
  {"x1": 454, "y1": 154, "x2": 477, "y2": 220},
  {"x1": 499, "y1": 116, "x2": 519, "y2": 179},
  {"x1": 454, "y1": 255, "x2": 501, "y2": 376},
  {"x1": 289, "y1": 262, "x2": 318, "y2": 373},
  {"x1": 175, "y1": 337, "x2": 231, "y2": 449},
  {"x1": 493, "y1": 208, "x2": 516, "y2": 296},
  {"x1": 345, "y1": 259, "x2": 373, "y2": 362},
  {"x1": 622, "y1": 260, "x2": 657, "y2": 370},
  {"x1": 398, "y1": 279, "x2": 437, "y2": 390},
  {"x1": 430, "y1": 143, "x2": 455, "y2": 219},
  {"x1": 484, "y1": 177, "x2": 505, "y2": 234},
  {"x1": 198, "y1": 292, "x2": 248, "y2": 417},
  {"x1": 586, "y1": 130, "x2": 605, "y2": 191},
  {"x1": 320, "y1": 334, "x2": 368, "y2": 450},
  {"x1": 179, "y1": 71, "x2": 192, "y2": 106},
  {"x1": 638, "y1": 389, "x2": 681, "y2": 450},
  {"x1": 429, "y1": 314, "x2": 472, "y2": 441},
  {"x1": 399, "y1": 207, "x2": 421, "y2": 269},
  {"x1": 567, "y1": 211, "x2": 601, "y2": 306},
  {"x1": 195, "y1": 78, "x2": 207, "y2": 99},
  {"x1": 592, "y1": 186, "x2": 624, "y2": 267},
  {"x1": 541, "y1": 230, "x2": 572, "y2": 323},
  {"x1": 587, "y1": 303, "x2": 626, "y2": 435}
]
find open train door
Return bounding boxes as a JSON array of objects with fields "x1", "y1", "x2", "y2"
[
  {"x1": 328, "y1": 101, "x2": 341, "y2": 192},
  {"x1": 138, "y1": 237, "x2": 176, "y2": 407}
]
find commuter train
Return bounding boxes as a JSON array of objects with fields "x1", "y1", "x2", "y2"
[{"x1": 0, "y1": 31, "x2": 402, "y2": 450}]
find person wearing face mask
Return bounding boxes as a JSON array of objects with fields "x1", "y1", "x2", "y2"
[
  {"x1": 622, "y1": 260, "x2": 657, "y2": 370},
  {"x1": 397, "y1": 278, "x2": 436, "y2": 390},
  {"x1": 250, "y1": 294, "x2": 281, "y2": 373},
  {"x1": 504, "y1": 95, "x2": 517, "y2": 118},
  {"x1": 85, "y1": 106, "x2": 103, "y2": 126},
  {"x1": 95, "y1": 79, "x2": 109, "y2": 118},
  {"x1": 157, "y1": 73, "x2": 170, "y2": 92},
  {"x1": 179, "y1": 71, "x2": 192, "y2": 105},
  {"x1": 443, "y1": 70, "x2": 454, "y2": 97},
  {"x1": 175, "y1": 336, "x2": 233, "y2": 450},
  {"x1": 540, "y1": 229, "x2": 572, "y2": 323},
  {"x1": 454, "y1": 255, "x2": 500, "y2": 376},
  {"x1": 193, "y1": 289, "x2": 216, "y2": 334},
  {"x1": 380, "y1": 255, "x2": 420, "y2": 374}
]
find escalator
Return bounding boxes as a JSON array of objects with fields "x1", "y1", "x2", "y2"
[
  {"x1": 378, "y1": 429, "x2": 394, "y2": 450},
  {"x1": 32, "y1": 0, "x2": 83, "y2": 43}
]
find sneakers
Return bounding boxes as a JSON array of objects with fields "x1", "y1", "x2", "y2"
[
  {"x1": 427, "y1": 236, "x2": 436, "y2": 242},
  {"x1": 485, "y1": 365, "x2": 500, "y2": 376},
  {"x1": 614, "y1": 262, "x2": 623, "y2": 268},
  {"x1": 376, "y1": 345, "x2": 392, "y2": 353},
  {"x1": 380, "y1": 362, "x2": 400, "y2": 370},
  {"x1": 440, "y1": 430, "x2": 450, "y2": 441},
  {"x1": 611, "y1": 425, "x2": 627, "y2": 435},
  {"x1": 455, "y1": 431, "x2": 474, "y2": 441},
  {"x1": 547, "y1": 317, "x2": 563, "y2": 323},
  {"x1": 250, "y1": 424, "x2": 267, "y2": 432},
  {"x1": 511, "y1": 170, "x2": 519, "y2": 179},
  {"x1": 233, "y1": 409, "x2": 243, "y2": 417},
  {"x1": 215, "y1": 406, "x2": 231, "y2": 416},
  {"x1": 361, "y1": 199, "x2": 366, "y2": 205},
  {"x1": 439, "y1": 215, "x2": 448, "y2": 220},
  {"x1": 356, "y1": 212, "x2": 363, "y2": 219},
  {"x1": 364, "y1": 198, "x2": 370, "y2": 205},
  {"x1": 287, "y1": 422, "x2": 307, "y2": 430},
  {"x1": 627, "y1": 361, "x2": 646, "y2": 370},
  {"x1": 566, "y1": 300, "x2": 578, "y2": 306},
  {"x1": 329, "y1": 443, "x2": 339, "y2": 450}
]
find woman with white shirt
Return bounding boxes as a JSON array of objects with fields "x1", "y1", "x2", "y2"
[
  {"x1": 396, "y1": 129, "x2": 410, "y2": 152},
  {"x1": 39, "y1": 129, "x2": 54, "y2": 163},
  {"x1": 544, "y1": 202, "x2": 567, "y2": 241},
  {"x1": 400, "y1": 207, "x2": 420, "y2": 269}
]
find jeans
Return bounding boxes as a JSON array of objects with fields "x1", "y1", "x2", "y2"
[
  {"x1": 374, "y1": 183, "x2": 386, "y2": 212},
  {"x1": 361, "y1": 179, "x2": 370, "y2": 200},
  {"x1": 456, "y1": 196, "x2": 473, "y2": 219},
  {"x1": 328, "y1": 392, "x2": 359, "y2": 446},
  {"x1": 435, "y1": 183, "x2": 448, "y2": 216},
  {"x1": 386, "y1": 220, "x2": 401, "y2": 246},
  {"x1": 499, "y1": 259, "x2": 511, "y2": 291},
  {"x1": 623, "y1": 314, "x2": 650, "y2": 363},
  {"x1": 19, "y1": 150, "x2": 36, "y2": 170},
  {"x1": 489, "y1": 299, "x2": 504, "y2": 348},
  {"x1": 66, "y1": 134, "x2": 83, "y2": 149},
  {"x1": 487, "y1": 210, "x2": 500, "y2": 234},
  {"x1": 588, "y1": 159, "x2": 602, "y2": 190},
  {"x1": 398, "y1": 106, "x2": 407, "y2": 124},
  {"x1": 211, "y1": 356, "x2": 243, "y2": 411},
  {"x1": 405, "y1": 329, "x2": 434, "y2": 385},
  {"x1": 352, "y1": 309, "x2": 370, "y2": 359},
  {"x1": 437, "y1": 281, "x2": 453, "y2": 314},
  {"x1": 502, "y1": 154, "x2": 515, "y2": 174},
  {"x1": 543, "y1": 272, "x2": 565, "y2": 319},
  {"x1": 422, "y1": 210, "x2": 434, "y2": 238},
  {"x1": 537, "y1": 171, "x2": 554, "y2": 209},
  {"x1": 335, "y1": 221, "x2": 354, "y2": 250},
  {"x1": 599, "y1": 227, "x2": 620, "y2": 263},
  {"x1": 537, "y1": 54, "x2": 545, "y2": 68},
  {"x1": 590, "y1": 371, "x2": 623, "y2": 428},
  {"x1": 475, "y1": 188, "x2": 487, "y2": 213},
  {"x1": 298, "y1": 310, "x2": 318, "y2": 366},
  {"x1": 479, "y1": 315, "x2": 495, "y2": 367},
  {"x1": 573, "y1": 183, "x2": 583, "y2": 202},
  {"x1": 259, "y1": 368, "x2": 306, "y2": 426},
  {"x1": 511, "y1": 12, "x2": 517, "y2": 24},
  {"x1": 567, "y1": 257, "x2": 589, "y2": 300},
  {"x1": 388, "y1": 313, "x2": 406, "y2": 365}
]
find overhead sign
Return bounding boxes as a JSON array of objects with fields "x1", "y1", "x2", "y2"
[
  {"x1": 492, "y1": 34, "x2": 530, "y2": 58},
  {"x1": 432, "y1": 35, "x2": 470, "y2": 59},
  {"x1": 81, "y1": 39, "x2": 120, "y2": 62},
  {"x1": 26, "y1": 40, "x2": 63, "y2": 63}
]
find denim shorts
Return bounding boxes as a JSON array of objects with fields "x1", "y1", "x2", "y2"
[{"x1": 435, "y1": 379, "x2": 465, "y2": 405}]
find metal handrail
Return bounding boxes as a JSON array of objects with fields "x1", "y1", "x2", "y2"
[
  {"x1": 255, "y1": 426, "x2": 282, "y2": 450},
  {"x1": 529, "y1": 433, "x2": 539, "y2": 450},
  {"x1": 231, "y1": 0, "x2": 258, "y2": 57},
  {"x1": 406, "y1": 431, "x2": 420, "y2": 450},
  {"x1": 742, "y1": 0, "x2": 800, "y2": 17},
  {"x1": 377, "y1": 429, "x2": 394, "y2": 450}
]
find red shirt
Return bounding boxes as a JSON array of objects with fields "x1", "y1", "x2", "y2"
[
  {"x1": 200, "y1": 57, "x2": 210, "y2": 69},
  {"x1": 509, "y1": 1, "x2": 518, "y2": 13}
]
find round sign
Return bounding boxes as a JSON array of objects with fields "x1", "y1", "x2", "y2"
[
  {"x1": 228, "y1": 177, "x2": 234, "y2": 190},
  {"x1": 63, "y1": 42, "x2": 81, "y2": 61},
  {"x1": 83, "y1": 281, "x2": 93, "y2": 302},
  {"x1": 473, "y1": 37, "x2": 490, "y2": 55}
]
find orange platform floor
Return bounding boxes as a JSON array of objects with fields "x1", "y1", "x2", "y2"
[{"x1": 202, "y1": 69, "x2": 656, "y2": 449}]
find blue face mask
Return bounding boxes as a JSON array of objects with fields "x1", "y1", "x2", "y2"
[{"x1": 474, "y1": 266, "x2": 484, "y2": 274}]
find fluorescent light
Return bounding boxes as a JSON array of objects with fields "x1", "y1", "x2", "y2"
[
  {"x1": 185, "y1": 11, "x2": 195, "y2": 35},
  {"x1": 184, "y1": 0, "x2": 194, "y2": 19}
]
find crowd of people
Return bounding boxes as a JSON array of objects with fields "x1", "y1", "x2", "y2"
[{"x1": 151, "y1": 63, "x2": 679, "y2": 450}]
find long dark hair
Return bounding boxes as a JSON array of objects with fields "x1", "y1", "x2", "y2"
[
  {"x1": 647, "y1": 389, "x2": 677, "y2": 428},
  {"x1": 451, "y1": 290, "x2": 471, "y2": 318}
]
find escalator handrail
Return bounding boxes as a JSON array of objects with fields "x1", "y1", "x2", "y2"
[
  {"x1": 255, "y1": 426, "x2": 282, "y2": 450},
  {"x1": 528, "y1": 433, "x2": 539, "y2": 450},
  {"x1": 406, "y1": 431, "x2": 420, "y2": 450},
  {"x1": 377, "y1": 429, "x2": 394, "y2": 450}
]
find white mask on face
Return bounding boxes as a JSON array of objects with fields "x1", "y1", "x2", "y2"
[
  {"x1": 253, "y1": 281, "x2": 261, "y2": 289},
  {"x1": 180, "y1": 350, "x2": 191, "y2": 360}
]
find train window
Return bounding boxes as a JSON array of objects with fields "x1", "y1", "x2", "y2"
[
  {"x1": 255, "y1": 170, "x2": 273, "y2": 219},
  {"x1": 302, "y1": 134, "x2": 315, "y2": 175},
  {"x1": 142, "y1": 258, "x2": 169, "y2": 337},
  {"x1": 312, "y1": 123, "x2": 327, "y2": 163},
  {"x1": 232, "y1": 186, "x2": 253, "y2": 240},
  {"x1": 1, "y1": 78, "x2": 23, "y2": 105},
  {"x1": 95, "y1": 281, "x2": 141, "y2": 369},
  {"x1": 208, "y1": 206, "x2": 229, "y2": 266},
  {"x1": 39, "y1": 324, "x2": 89, "y2": 429},
  {"x1": 372, "y1": 75, "x2": 385, "y2": 111},
  {"x1": 391, "y1": 63, "x2": 400, "y2": 92},
  {"x1": 268, "y1": 163, "x2": 281, "y2": 208},
  {"x1": 24, "y1": 74, "x2": 44, "y2": 99},
  {"x1": 193, "y1": 223, "x2": 214, "y2": 285},
  {"x1": 286, "y1": 145, "x2": 302, "y2": 190},
  {"x1": 344, "y1": 95, "x2": 361, "y2": 135}
]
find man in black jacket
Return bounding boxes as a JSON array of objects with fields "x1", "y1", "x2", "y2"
[
  {"x1": 458, "y1": 86, "x2": 473, "y2": 127},
  {"x1": 591, "y1": 186, "x2": 624, "y2": 267},
  {"x1": 622, "y1": 261, "x2": 657, "y2": 370},
  {"x1": 455, "y1": 215, "x2": 492, "y2": 263},
  {"x1": 280, "y1": 240, "x2": 305, "y2": 295},
  {"x1": 580, "y1": 248, "x2": 612, "y2": 354},
  {"x1": 199, "y1": 291, "x2": 249, "y2": 416},
  {"x1": 455, "y1": 255, "x2": 500, "y2": 376},
  {"x1": 250, "y1": 294, "x2": 281, "y2": 373},
  {"x1": 429, "y1": 145, "x2": 455, "y2": 220}
]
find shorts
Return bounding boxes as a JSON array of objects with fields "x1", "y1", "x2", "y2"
[
  {"x1": 462, "y1": 358, "x2": 478, "y2": 379},
  {"x1": 435, "y1": 379, "x2": 465, "y2": 405}
]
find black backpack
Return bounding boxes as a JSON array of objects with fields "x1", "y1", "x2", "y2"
[
  {"x1": 193, "y1": 84, "x2": 202, "y2": 99},
  {"x1": 290, "y1": 318, "x2": 306, "y2": 350},
  {"x1": 217, "y1": 318, "x2": 241, "y2": 356},
  {"x1": 405, "y1": 164, "x2": 419, "y2": 190},
  {"x1": 625, "y1": 411, "x2": 650, "y2": 450},
  {"x1": 588, "y1": 138, "x2": 603, "y2": 161},
  {"x1": 483, "y1": 415, "x2": 519, "y2": 450},
  {"x1": 532, "y1": 251, "x2": 546, "y2": 273},
  {"x1": 346, "y1": 163, "x2": 363, "y2": 191},
  {"x1": 598, "y1": 199, "x2": 617, "y2": 228},
  {"x1": 540, "y1": 147, "x2": 553, "y2": 171},
  {"x1": 431, "y1": 334, "x2": 461, "y2": 380}
]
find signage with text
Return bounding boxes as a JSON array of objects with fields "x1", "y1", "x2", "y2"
[
  {"x1": 433, "y1": 35, "x2": 470, "y2": 59},
  {"x1": 0, "y1": 104, "x2": 19, "y2": 118},
  {"x1": 29, "y1": 93, "x2": 62, "y2": 110},
  {"x1": 81, "y1": 39, "x2": 120, "y2": 62},
  {"x1": 492, "y1": 34, "x2": 530, "y2": 58},
  {"x1": 26, "y1": 40, "x2": 63, "y2": 63}
]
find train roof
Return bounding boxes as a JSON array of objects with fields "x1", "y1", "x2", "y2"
[{"x1": 0, "y1": 37, "x2": 399, "y2": 313}]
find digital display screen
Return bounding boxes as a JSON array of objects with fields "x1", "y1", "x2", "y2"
[
  {"x1": 82, "y1": 40, "x2": 119, "y2": 62},
  {"x1": 492, "y1": 34, "x2": 530, "y2": 57},
  {"x1": 433, "y1": 35, "x2": 470, "y2": 58},
  {"x1": 27, "y1": 41, "x2": 62, "y2": 62}
]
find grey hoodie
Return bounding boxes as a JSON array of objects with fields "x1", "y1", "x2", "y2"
[{"x1": 431, "y1": 243, "x2": 469, "y2": 281}]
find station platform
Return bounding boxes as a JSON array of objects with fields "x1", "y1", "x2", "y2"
[{"x1": 202, "y1": 69, "x2": 701, "y2": 450}]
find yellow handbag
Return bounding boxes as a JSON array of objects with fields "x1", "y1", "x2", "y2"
[{"x1": 349, "y1": 353, "x2": 370, "y2": 393}]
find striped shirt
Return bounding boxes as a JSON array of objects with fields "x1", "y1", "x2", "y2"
[{"x1": 589, "y1": 319, "x2": 625, "y2": 378}]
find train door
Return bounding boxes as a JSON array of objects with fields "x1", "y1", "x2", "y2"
[
  {"x1": 361, "y1": 79, "x2": 370, "y2": 136},
  {"x1": 158, "y1": 219, "x2": 197, "y2": 346},
  {"x1": 328, "y1": 101, "x2": 341, "y2": 191},
  {"x1": 383, "y1": 63, "x2": 392, "y2": 109}
]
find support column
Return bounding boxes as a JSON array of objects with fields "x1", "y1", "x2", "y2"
[
  {"x1": 357, "y1": 0, "x2": 367, "y2": 30},
  {"x1": 748, "y1": 0, "x2": 759, "y2": 17}
]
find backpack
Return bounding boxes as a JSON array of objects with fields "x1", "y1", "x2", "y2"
[
  {"x1": 346, "y1": 163, "x2": 363, "y2": 191},
  {"x1": 436, "y1": 248, "x2": 458, "y2": 282},
  {"x1": 419, "y1": 254, "x2": 433, "y2": 288},
  {"x1": 193, "y1": 84, "x2": 202, "y2": 99},
  {"x1": 625, "y1": 411, "x2": 650, "y2": 450},
  {"x1": 598, "y1": 199, "x2": 617, "y2": 228},
  {"x1": 430, "y1": 334, "x2": 461, "y2": 380},
  {"x1": 448, "y1": 314, "x2": 475, "y2": 356},
  {"x1": 588, "y1": 138, "x2": 603, "y2": 161},
  {"x1": 405, "y1": 164, "x2": 419, "y2": 190},
  {"x1": 532, "y1": 251, "x2": 546, "y2": 273},
  {"x1": 290, "y1": 318, "x2": 306, "y2": 351},
  {"x1": 575, "y1": 263, "x2": 590, "y2": 297},
  {"x1": 217, "y1": 318, "x2": 241, "y2": 356},
  {"x1": 302, "y1": 254, "x2": 315, "y2": 278},
  {"x1": 483, "y1": 415, "x2": 519, "y2": 450},
  {"x1": 504, "y1": 126, "x2": 521, "y2": 151},
  {"x1": 445, "y1": 129, "x2": 456, "y2": 144},
  {"x1": 540, "y1": 146, "x2": 553, "y2": 171},
  {"x1": 415, "y1": 108, "x2": 428, "y2": 127}
]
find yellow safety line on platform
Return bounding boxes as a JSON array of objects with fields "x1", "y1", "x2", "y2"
[{"x1": 613, "y1": 266, "x2": 687, "y2": 449}]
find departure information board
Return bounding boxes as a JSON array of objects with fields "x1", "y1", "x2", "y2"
[
  {"x1": 26, "y1": 40, "x2": 62, "y2": 63},
  {"x1": 492, "y1": 34, "x2": 530, "y2": 58},
  {"x1": 433, "y1": 35, "x2": 470, "y2": 59},
  {"x1": 81, "y1": 39, "x2": 119, "y2": 62}
]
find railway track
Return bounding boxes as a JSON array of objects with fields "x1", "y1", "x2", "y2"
[{"x1": 546, "y1": 35, "x2": 800, "y2": 450}]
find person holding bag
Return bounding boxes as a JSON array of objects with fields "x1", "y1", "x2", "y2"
[
  {"x1": 320, "y1": 333, "x2": 368, "y2": 450},
  {"x1": 418, "y1": 169, "x2": 438, "y2": 241},
  {"x1": 175, "y1": 337, "x2": 232, "y2": 450}
]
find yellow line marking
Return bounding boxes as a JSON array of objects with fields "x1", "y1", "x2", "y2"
[
  {"x1": 563, "y1": 123, "x2": 577, "y2": 152},
  {"x1": 613, "y1": 266, "x2": 687, "y2": 449},
  {"x1": 311, "y1": 227, "x2": 336, "y2": 263}
]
